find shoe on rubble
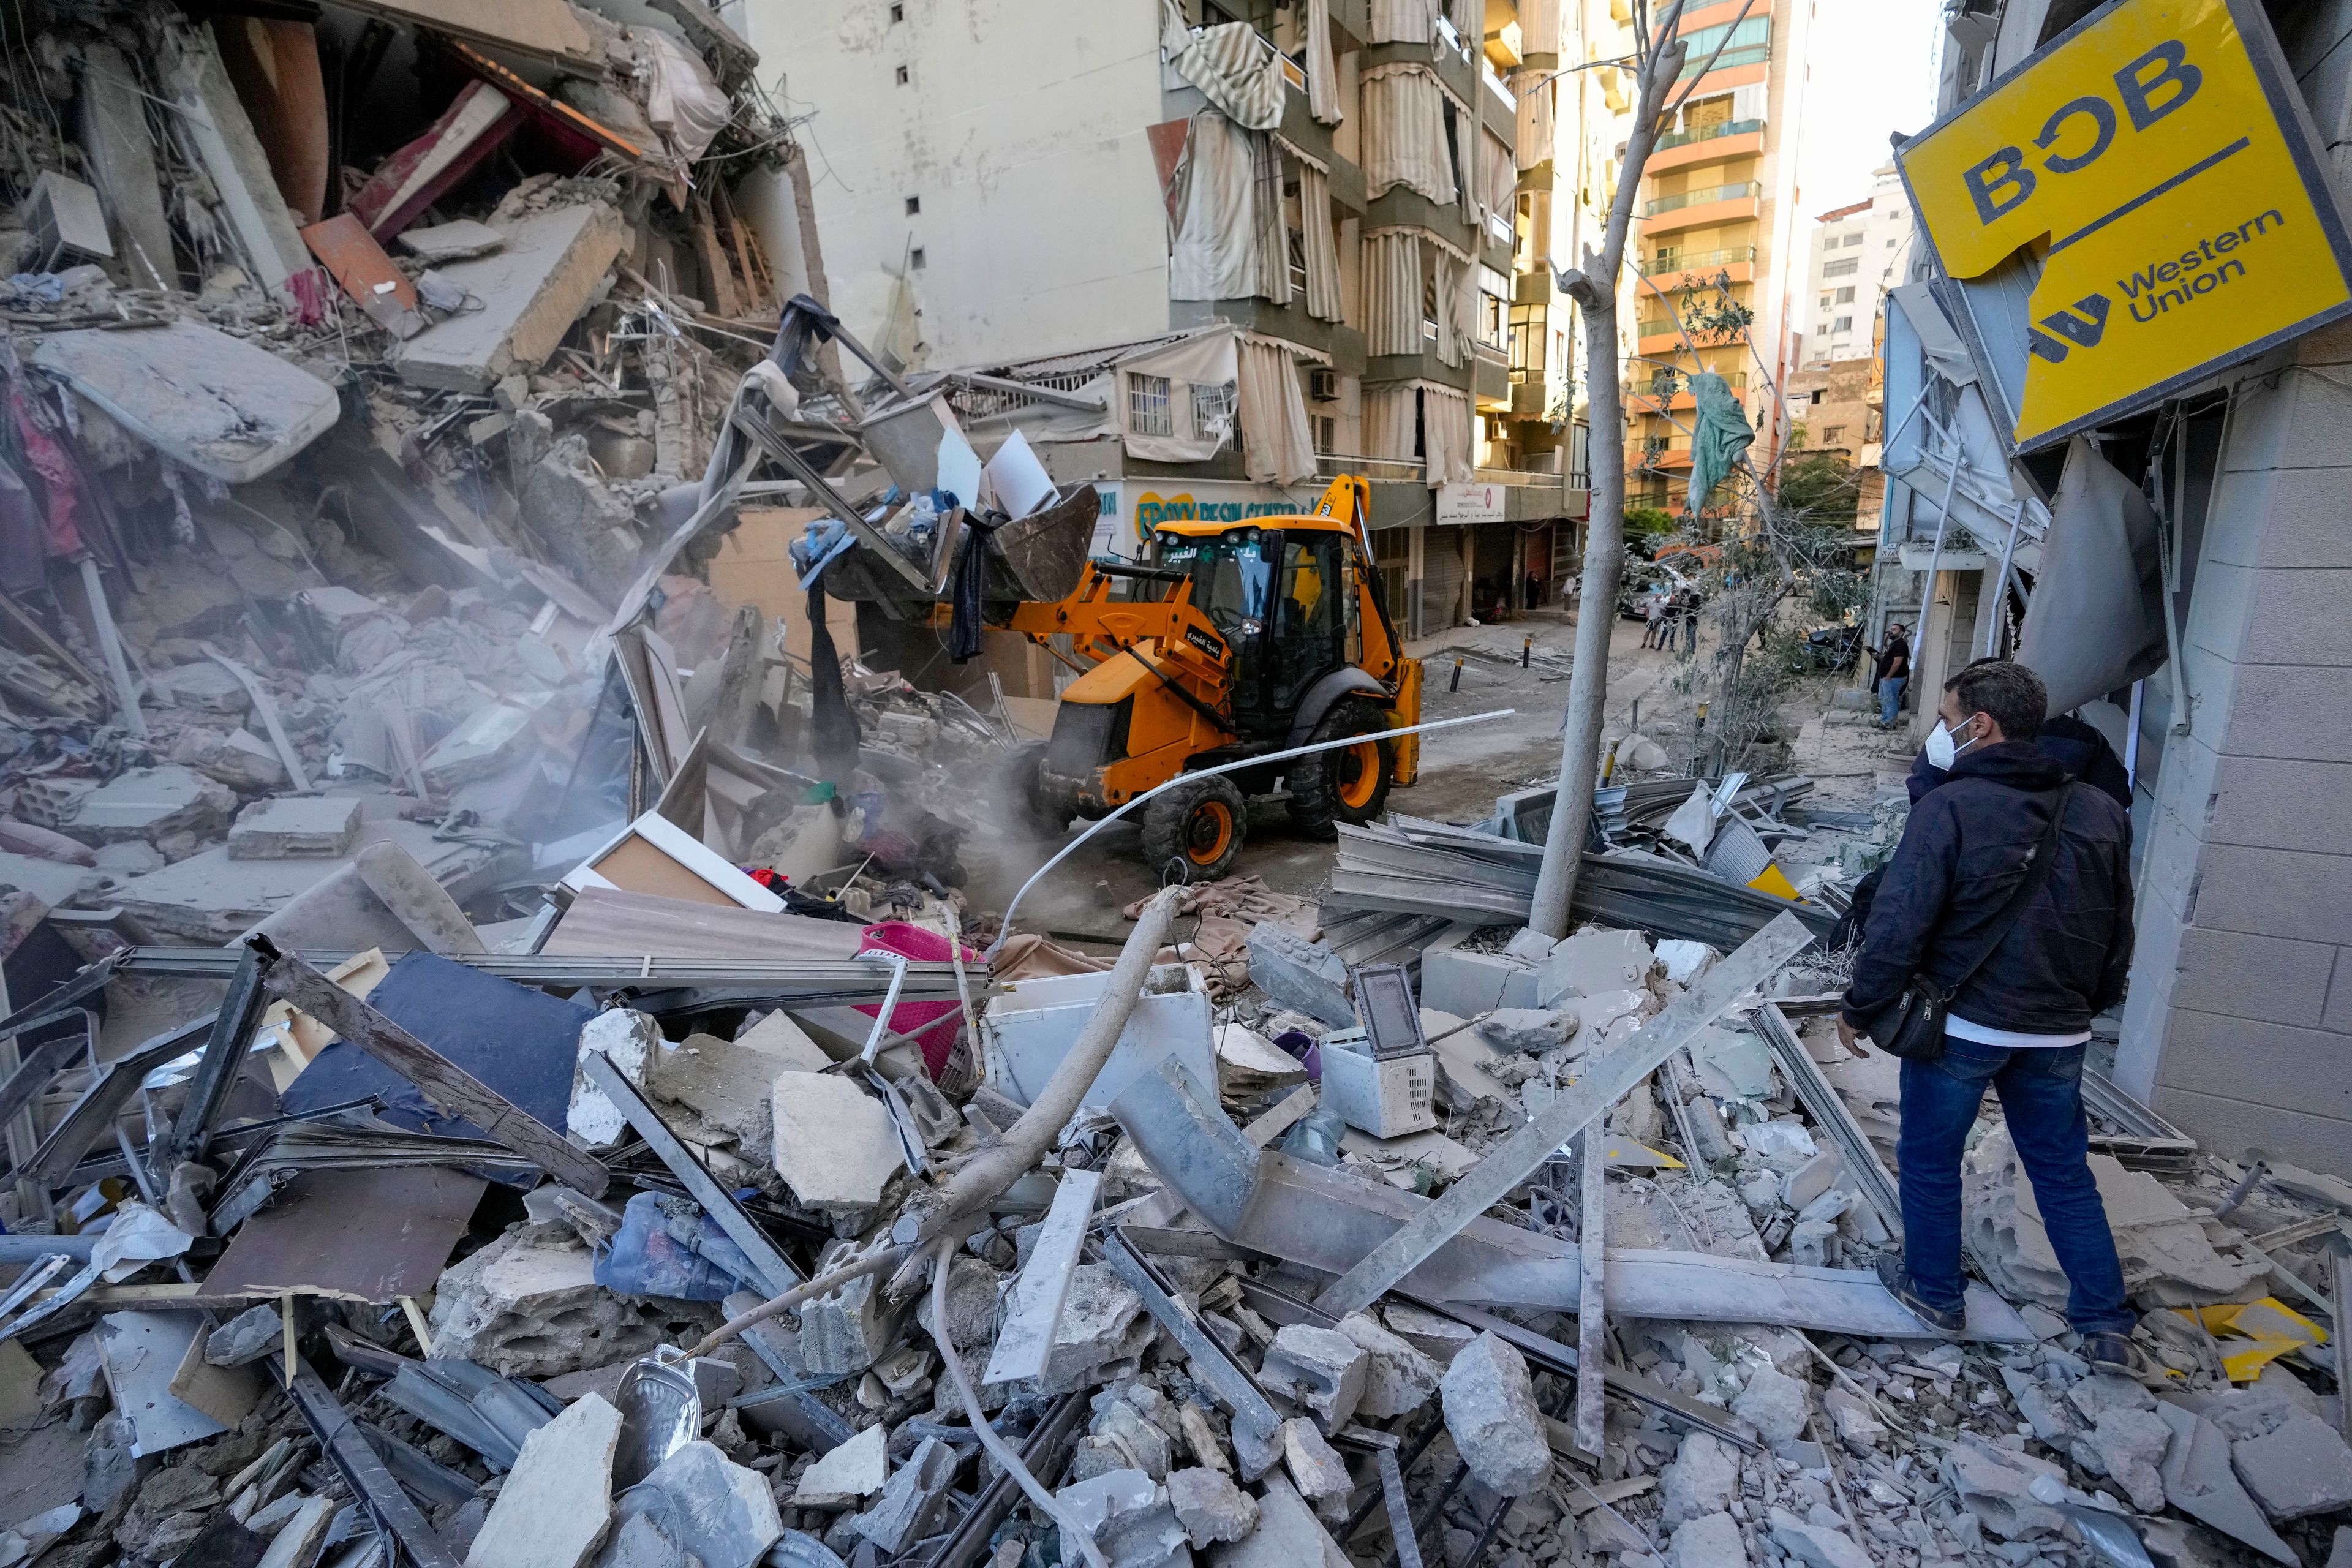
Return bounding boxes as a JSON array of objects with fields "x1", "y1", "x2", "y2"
[{"x1": 1874, "y1": 1252, "x2": 1966, "y2": 1334}]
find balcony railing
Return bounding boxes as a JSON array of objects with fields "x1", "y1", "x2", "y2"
[
  {"x1": 1679, "y1": 43, "x2": 1769, "y2": 77},
  {"x1": 1642, "y1": 181, "x2": 1762, "y2": 217},
  {"x1": 1654, "y1": 118, "x2": 1764, "y2": 152},
  {"x1": 1642, "y1": 246, "x2": 1756, "y2": 274}
]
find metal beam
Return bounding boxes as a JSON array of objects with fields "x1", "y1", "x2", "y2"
[
  {"x1": 579, "y1": 1050, "x2": 797, "y2": 1294},
  {"x1": 1573, "y1": 1128, "x2": 1608, "y2": 1455},
  {"x1": 1751, "y1": 1003, "x2": 1903, "y2": 1240},
  {"x1": 149, "y1": 945, "x2": 272, "y2": 1179},
  {"x1": 1102, "y1": 1229, "x2": 1282, "y2": 1441},
  {"x1": 1314, "y1": 914, "x2": 1815, "y2": 1316}
]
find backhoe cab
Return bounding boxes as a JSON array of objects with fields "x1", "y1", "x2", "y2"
[{"x1": 1003, "y1": 475, "x2": 1421, "y2": 882}]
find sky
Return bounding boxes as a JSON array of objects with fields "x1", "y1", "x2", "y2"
[{"x1": 1793, "y1": 0, "x2": 1945, "y2": 216}]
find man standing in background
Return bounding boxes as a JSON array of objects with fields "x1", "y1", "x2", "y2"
[{"x1": 1869, "y1": 621, "x2": 1912, "y2": 728}]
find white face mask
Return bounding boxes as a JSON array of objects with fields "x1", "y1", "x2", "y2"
[{"x1": 1924, "y1": 715, "x2": 1981, "y2": 769}]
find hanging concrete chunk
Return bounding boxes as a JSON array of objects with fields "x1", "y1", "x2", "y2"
[
  {"x1": 464, "y1": 1392, "x2": 622, "y2": 1568},
  {"x1": 396, "y1": 202, "x2": 630, "y2": 393},
  {"x1": 1439, "y1": 1332, "x2": 1550, "y2": 1496},
  {"x1": 31, "y1": 322, "x2": 341, "y2": 483}
]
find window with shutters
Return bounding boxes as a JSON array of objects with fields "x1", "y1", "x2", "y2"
[{"x1": 1822, "y1": 257, "x2": 1858, "y2": 278}]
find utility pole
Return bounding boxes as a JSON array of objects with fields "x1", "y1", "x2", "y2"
[{"x1": 1526, "y1": 0, "x2": 1693, "y2": 938}]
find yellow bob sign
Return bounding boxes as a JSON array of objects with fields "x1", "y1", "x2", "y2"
[{"x1": 1898, "y1": 0, "x2": 2352, "y2": 450}]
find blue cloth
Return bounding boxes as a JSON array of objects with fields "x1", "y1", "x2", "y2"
[
  {"x1": 595, "y1": 1190, "x2": 764, "y2": 1301},
  {"x1": 1897, "y1": 1041, "x2": 2133, "y2": 1335},
  {"x1": 1878, "y1": 676, "x2": 1905, "y2": 725}
]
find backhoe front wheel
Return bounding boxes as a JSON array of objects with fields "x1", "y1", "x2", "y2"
[
  {"x1": 1287, "y1": 698, "x2": 1395, "y2": 842},
  {"x1": 1142, "y1": 775, "x2": 1247, "y2": 884}
]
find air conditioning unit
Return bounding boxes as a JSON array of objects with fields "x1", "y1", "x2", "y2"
[{"x1": 1308, "y1": 368, "x2": 1340, "y2": 403}]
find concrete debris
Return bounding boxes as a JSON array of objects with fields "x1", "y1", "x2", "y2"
[
  {"x1": 1245, "y1": 923, "x2": 1354, "y2": 1028},
  {"x1": 1438, "y1": 1332, "x2": 1551, "y2": 1496},
  {"x1": 1335, "y1": 1311, "x2": 1440, "y2": 1417},
  {"x1": 618, "y1": 1439, "x2": 783, "y2": 1568},
  {"x1": 785, "y1": 1422, "x2": 888, "y2": 1506},
  {"x1": 1659, "y1": 1431, "x2": 1740, "y2": 1526},
  {"x1": 1259, "y1": 1325, "x2": 1367, "y2": 1429},
  {"x1": 467, "y1": 1392, "x2": 622, "y2": 1568},
  {"x1": 1766, "y1": 1508, "x2": 1872, "y2": 1568},
  {"x1": 1729, "y1": 1363, "x2": 1811, "y2": 1446},
  {"x1": 1169, "y1": 1466, "x2": 1258, "y2": 1547},
  {"x1": 1209, "y1": 1476, "x2": 1348, "y2": 1568},
  {"x1": 1667, "y1": 1509, "x2": 1747, "y2": 1568}
]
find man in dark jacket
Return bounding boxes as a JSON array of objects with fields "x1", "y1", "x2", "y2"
[
  {"x1": 1866, "y1": 622, "x2": 1911, "y2": 728},
  {"x1": 1838, "y1": 660, "x2": 2139, "y2": 1366}
]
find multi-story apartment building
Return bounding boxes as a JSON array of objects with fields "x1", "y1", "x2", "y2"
[
  {"x1": 740, "y1": 0, "x2": 1599, "y2": 638},
  {"x1": 1800, "y1": 162, "x2": 1909, "y2": 368},
  {"x1": 1622, "y1": 0, "x2": 1811, "y2": 514}
]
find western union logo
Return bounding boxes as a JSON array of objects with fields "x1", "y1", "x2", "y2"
[{"x1": 1897, "y1": 0, "x2": 2352, "y2": 450}]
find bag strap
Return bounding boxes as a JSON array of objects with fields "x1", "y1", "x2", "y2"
[{"x1": 1941, "y1": 782, "x2": 2075, "y2": 995}]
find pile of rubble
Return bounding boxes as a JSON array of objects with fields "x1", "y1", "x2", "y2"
[{"x1": 0, "y1": 834, "x2": 2342, "y2": 1568}]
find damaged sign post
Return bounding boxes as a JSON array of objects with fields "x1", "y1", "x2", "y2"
[{"x1": 1313, "y1": 912, "x2": 1816, "y2": 1318}]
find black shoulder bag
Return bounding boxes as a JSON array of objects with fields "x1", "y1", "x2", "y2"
[{"x1": 1858, "y1": 783, "x2": 2074, "y2": 1063}]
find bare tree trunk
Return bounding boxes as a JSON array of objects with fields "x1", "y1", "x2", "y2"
[{"x1": 1526, "y1": 12, "x2": 1689, "y2": 938}]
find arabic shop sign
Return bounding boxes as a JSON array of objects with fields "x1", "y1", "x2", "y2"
[{"x1": 1898, "y1": 0, "x2": 2352, "y2": 450}]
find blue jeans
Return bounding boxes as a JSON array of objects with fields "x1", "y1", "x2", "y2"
[
  {"x1": 1898, "y1": 1041, "x2": 2133, "y2": 1335},
  {"x1": 1879, "y1": 676, "x2": 1906, "y2": 725}
]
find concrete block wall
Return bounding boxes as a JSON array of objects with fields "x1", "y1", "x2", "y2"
[{"x1": 2114, "y1": 320, "x2": 2352, "y2": 1170}]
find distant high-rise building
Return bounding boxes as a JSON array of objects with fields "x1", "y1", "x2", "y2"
[
  {"x1": 1802, "y1": 163, "x2": 1910, "y2": 368},
  {"x1": 1621, "y1": 0, "x2": 1812, "y2": 515}
]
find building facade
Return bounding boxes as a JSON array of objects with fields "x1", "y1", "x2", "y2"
[
  {"x1": 740, "y1": 0, "x2": 1605, "y2": 638},
  {"x1": 1800, "y1": 163, "x2": 1909, "y2": 368},
  {"x1": 1879, "y1": 0, "x2": 2352, "y2": 1170},
  {"x1": 1624, "y1": 0, "x2": 1812, "y2": 514}
]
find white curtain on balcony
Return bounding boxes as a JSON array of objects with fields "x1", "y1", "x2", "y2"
[
  {"x1": 1362, "y1": 64, "x2": 1457, "y2": 205},
  {"x1": 1171, "y1": 109, "x2": 1286, "y2": 304},
  {"x1": 1163, "y1": 7, "x2": 1285, "y2": 131},
  {"x1": 1364, "y1": 229, "x2": 1423, "y2": 356},
  {"x1": 1237, "y1": 336, "x2": 1317, "y2": 486},
  {"x1": 1512, "y1": 69, "x2": 1555, "y2": 173},
  {"x1": 1452, "y1": 103, "x2": 1477, "y2": 225},
  {"x1": 1432, "y1": 249, "x2": 1466, "y2": 368},
  {"x1": 1297, "y1": 154, "x2": 1343, "y2": 323},
  {"x1": 1367, "y1": 0, "x2": 1441, "y2": 45},
  {"x1": 1306, "y1": 0, "x2": 1342, "y2": 124},
  {"x1": 1363, "y1": 383, "x2": 1418, "y2": 462},
  {"x1": 1422, "y1": 383, "x2": 1474, "y2": 486},
  {"x1": 1482, "y1": 131, "x2": 1515, "y2": 229}
]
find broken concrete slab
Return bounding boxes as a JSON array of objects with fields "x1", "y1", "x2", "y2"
[
  {"x1": 788, "y1": 1422, "x2": 887, "y2": 1507},
  {"x1": 398, "y1": 219, "x2": 508, "y2": 262},
  {"x1": 1659, "y1": 1431, "x2": 1738, "y2": 1526},
  {"x1": 149, "y1": 661, "x2": 252, "y2": 715},
  {"x1": 2230, "y1": 1407, "x2": 2352, "y2": 1521},
  {"x1": 396, "y1": 202, "x2": 630, "y2": 393},
  {"x1": 115, "y1": 817, "x2": 496, "y2": 944},
  {"x1": 1939, "y1": 1440, "x2": 2067, "y2": 1540},
  {"x1": 466, "y1": 1392, "x2": 620, "y2": 1568},
  {"x1": 203, "y1": 1305, "x2": 282, "y2": 1369},
  {"x1": 850, "y1": 1436, "x2": 954, "y2": 1554},
  {"x1": 1336, "y1": 1312, "x2": 1439, "y2": 1418},
  {"x1": 651, "y1": 1032, "x2": 784, "y2": 1152},
  {"x1": 172, "y1": 727, "x2": 288, "y2": 794},
  {"x1": 570, "y1": 1009, "x2": 661, "y2": 1152},
  {"x1": 1667, "y1": 1510, "x2": 1746, "y2": 1568},
  {"x1": 1259, "y1": 1325, "x2": 1366, "y2": 1430},
  {"x1": 1766, "y1": 1509, "x2": 1869, "y2": 1568},
  {"x1": 1208, "y1": 1474, "x2": 1348, "y2": 1568},
  {"x1": 1439, "y1": 1332, "x2": 1550, "y2": 1496},
  {"x1": 228, "y1": 797, "x2": 362, "y2": 860},
  {"x1": 1169, "y1": 1467, "x2": 1256, "y2": 1548},
  {"x1": 429, "y1": 1231, "x2": 689, "y2": 1378},
  {"x1": 65, "y1": 765, "x2": 235, "y2": 846},
  {"x1": 2081, "y1": 1406, "x2": 2171, "y2": 1515},
  {"x1": 75, "y1": 43, "x2": 176, "y2": 288},
  {"x1": 0, "y1": 851, "x2": 99, "y2": 910},
  {"x1": 2154, "y1": 1401, "x2": 2294, "y2": 1562},
  {"x1": 1417, "y1": 948, "x2": 1539, "y2": 1018},
  {"x1": 1535, "y1": 928, "x2": 1654, "y2": 1004},
  {"x1": 1476, "y1": 1008, "x2": 1577, "y2": 1054},
  {"x1": 254, "y1": 1493, "x2": 336, "y2": 1568},
  {"x1": 164, "y1": 23, "x2": 311, "y2": 293},
  {"x1": 1246, "y1": 924, "x2": 1353, "y2": 1028},
  {"x1": 772, "y1": 1072, "x2": 901, "y2": 1212},
  {"x1": 1034, "y1": 1265, "x2": 1152, "y2": 1395},
  {"x1": 734, "y1": 1009, "x2": 832, "y2": 1072},
  {"x1": 31, "y1": 321, "x2": 340, "y2": 483},
  {"x1": 616, "y1": 1439, "x2": 783, "y2": 1568},
  {"x1": 1057, "y1": 1468, "x2": 1189, "y2": 1568},
  {"x1": 1278, "y1": 1417, "x2": 1351, "y2": 1501},
  {"x1": 1730, "y1": 1365, "x2": 1811, "y2": 1447}
]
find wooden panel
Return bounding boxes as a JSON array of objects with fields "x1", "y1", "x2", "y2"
[
  {"x1": 204, "y1": 1167, "x2": 485, "y2": 1303},
  {"x1": 541, "y1": 886, "x2": 865, "y2": 962},
  {"x1": 589, "y1": 835, "x2": 736, "y2": 907}
]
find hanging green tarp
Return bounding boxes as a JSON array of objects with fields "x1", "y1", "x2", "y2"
[{"x1": 1686, "y1": 372, "x2": 1753, "y2": 514}]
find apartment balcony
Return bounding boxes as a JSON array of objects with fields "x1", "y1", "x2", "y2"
[
  {"x1": 1630, "y1": 371, "x2": 1746, "y2": 414},
  {"x1": 1630, "y1": 442, "x2": 1694, "y2": 472},
  {"x1": 1639, "y1": 245, "x2": 1755, "y2": 291},
  {"x1": 1649, "y1": 123, "x2": 1764, "y2": 174},
  {"x1": 1640, "y1": 180, "x2": 1762, "y2": 235}
]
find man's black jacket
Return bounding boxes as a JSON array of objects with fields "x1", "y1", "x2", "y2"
[{"x1": 1842, "y1": 741, "x2": 2135, "y2": 1037}]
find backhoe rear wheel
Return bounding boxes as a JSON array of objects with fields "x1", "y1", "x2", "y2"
[
  {"x1": 1287, "y1": 698, "x2": 1395, "y2": 842},
  {"x1": 1142, "y1": 775, "x2": 1247, "y2": 884}
]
